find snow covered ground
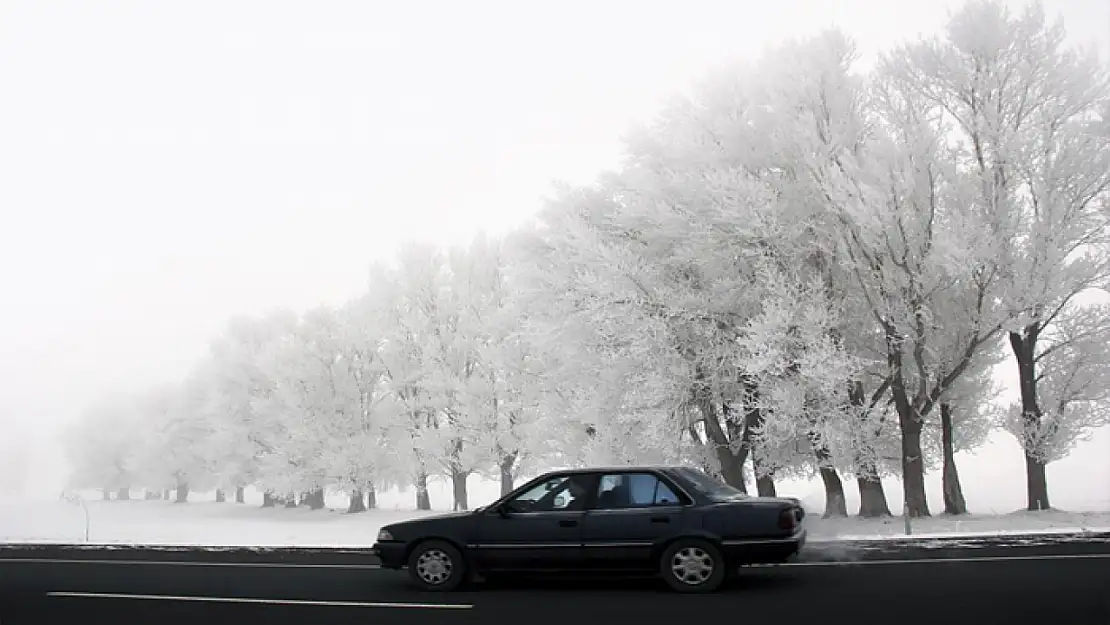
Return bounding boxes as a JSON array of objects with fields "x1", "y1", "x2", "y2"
[
  {"x1": 4, "y1": 430, "x2": 1107, "y2": 547},
  {"x1": 4, "y1": 421, "x2": 1104, "y2": 548},
  {"x1": 3, "y1": 495, "x2": 1109, "y2": 548}
]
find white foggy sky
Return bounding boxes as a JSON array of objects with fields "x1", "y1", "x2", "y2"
[{"x1": 0, "y1": 0, "x2": 1107, "y2": 498}]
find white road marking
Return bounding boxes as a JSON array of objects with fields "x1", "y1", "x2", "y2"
[
  {"x1": 753, "y1": 553, "x2": 1110, "y2": 567},
  {"x1": 0, "y1": 558, "x2": 380, "y2": 569},
  {"x1": 46, "y1": 591, "x2": 472, "y2": 609}
]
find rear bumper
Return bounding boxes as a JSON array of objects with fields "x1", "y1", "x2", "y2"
[
  {"x1": 721, "y1": 527, "x2": 806, "y2": 564},
  {"x1": 372, "y1": 541, "x2": 408, "y2": 569}
]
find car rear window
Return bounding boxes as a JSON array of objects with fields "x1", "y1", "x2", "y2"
[{"x1": 673, "y1": 467, "x2": 747, "y2": 501}]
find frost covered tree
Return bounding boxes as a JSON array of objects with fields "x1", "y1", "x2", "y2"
[
  {"x1": 838, "y1": 286, "x2": 901, "y2": 517},
  {"x1": 327, "y1": 299, "x2": 398, "y2": 512},
  {"x1": 775, "y1": 29, "x2": 1011, "y2": 517},
  {"x1": 928, "y1": 336, "x2": 1006, "y2": 515},
  {"x1": 63, "y1": 393, "x2": 144, "y2": 499},
  {"x1": 204, "y1": 310, "x2": 300, "y2": 506},
  {"x1": 457, "y1": 232, "x2": 558, "y2": 495},
  {"x1": 1002, "y1": 303, "x2": 1110, "y2": 490},
  {"x1": 135, "y1": 378, "x2": 221, "y2": 504},
  {"x1": 883, "y1": 0, "x2": 1110, "y2": 510},
  {"x1": 514, "y1": 58, "x2": 865, "y2": 514},
  {"x1": 251, "y1": 318, "x2": 345, "y2": 509},
  {"x1": 421, "y1": 241, "x2": 489, "y2": 511},
  {"x1": 368, "y1": 244, "x2": 447, "y2": 510},
  {"x1": 372, "y1": 234, "x2": 551, "y2": 510},
  {"x1": 509, "y1": 186, "x2": 707, "y2": 471},
  {"x1": 629, "y1": 41, "x2": 917, "y2": 517}
]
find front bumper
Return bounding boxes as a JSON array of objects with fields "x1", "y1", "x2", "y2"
[{"x1": 372, "y1": 541, "x2": 407, "y2": 569}]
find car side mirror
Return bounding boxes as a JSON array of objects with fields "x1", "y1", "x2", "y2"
[{"x1": 495, "y1": 503, "x2": 511, "y2": 518}]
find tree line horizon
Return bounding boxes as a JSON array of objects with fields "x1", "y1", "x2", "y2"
[{"x1": 65, "y1": 0, "x2": 1110, "y2": 520}]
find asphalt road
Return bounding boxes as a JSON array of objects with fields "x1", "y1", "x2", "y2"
[{"x1": 2, "y1": 531, "x2": 1109, "y2": 625}]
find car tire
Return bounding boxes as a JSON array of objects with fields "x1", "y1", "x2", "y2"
[
  {"x1": 406, "y1": 539, "x2": 467, "y2": 592},
  {"x1": 659, "y1": 538, "x2": 727, "y2": 594}
]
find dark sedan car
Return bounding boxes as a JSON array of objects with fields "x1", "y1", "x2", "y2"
[{"x1": 371, "y1": 465, "x2": 807, "y2": 593}]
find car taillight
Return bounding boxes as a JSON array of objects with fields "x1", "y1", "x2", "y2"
[{"x1": 778, "y1": 507, "x2": 800, "y2": 530}]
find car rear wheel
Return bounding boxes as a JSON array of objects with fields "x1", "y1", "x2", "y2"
[
  {"x1": 659, "y1": 538, "x2": 726, "y2": 593},
  {"x1": 406, "y1": 540, "x2": 466, "y2": 592}
]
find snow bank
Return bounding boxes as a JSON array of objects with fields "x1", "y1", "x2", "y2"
[{"x1": 804, "y1": 508, "x2": 1110, "y2": 541}]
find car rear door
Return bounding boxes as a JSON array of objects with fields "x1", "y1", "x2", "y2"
[
  {"x1": 579, "y1": 471, "x2": 688, "y2": 572},
  {"x1": 471, "y1": 473, "x2": 596, "y2": 572}
]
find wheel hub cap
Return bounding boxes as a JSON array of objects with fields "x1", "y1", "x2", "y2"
[
  {"x1": 671, "y1": 547, "x2": 714, "y2": 585},
  {"x1": 415, "y1": 549, "x2": 453, "y2": 585}
]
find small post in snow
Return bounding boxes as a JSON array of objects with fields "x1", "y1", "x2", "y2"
[
  {"x1": 903, "y1": 502, "x2": 912, "y2": 536},
  {"x1": 62, "y1": 491, "x2": 90, "y2": 542}
]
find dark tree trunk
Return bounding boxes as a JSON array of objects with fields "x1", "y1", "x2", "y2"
[
  {"x1": 366, "y1": 483, "x2": 377, "y2": 509},
  {"x1": 897, "y1": 416, "x2": 928, "y2": 517},
  {"x1": 857, "y1": 476, "x2": 892, "y2": 517},
  {"x1": 754, "y1": 470, "x2": 777, "y2": 497},
  {"x1": 262, "y1": 491, "x2": 276, "y2": 508},
  {"x1": 116, "y1": 488, "x2": 129, "y2": 501},
  {"x1": 1025, "y1": 455, "x2": 1049, "y2": 511},
  {"x1": 714, "y1": 445, "x2": 747, "y2": 491},
  {"x1": 174, "y1": 481, "x2": 189, "y2": 503},
  {"x1": 848, "y1": 380, "x2": 892, "y2": 517},
  {"x1": 305, "y1": 488, "x2": 325, "y2": 510},
  {"x1": 810, "y1": 434, "x2": 847, "y2": 518},
  {"x1": 940, "y1": 403, "x2": 968, "y2": 515},
  {"x1": 1009, "y1": 329, "x2": 1051, "y2": 511},
  {"x1": 348, "y1": 490, "x2": 367, "y2": 513},
  {"x1": 450, "y1": 469, "x2": 469, "y2": 511},
  {"x1": 741, "y1": 380, "x2": 776, "y2": 496},
  {"x1": 887, "y1": 331, "x2": 930, "y2": 518},
  {"x1": 499, "y1": 453, "x2": 517, "y2": 496},
  {"x1": 415, "y1": 472, "x2": 431, "y2": 510},
  {"x1": 215, "y1": 489, "x2": 226, "y2": 503},
  {"x1": 695, "y1": 381, "x2": 752, "y2": 493},
  {"x1": 102, "y1": 488, "x2": 111, "y2": 501},
  {"x1": 816, "y1": 466, "x2": 847, "y2": 518},
  {"x1": 446, "y1": 436, "x2": 470, "y2": 512},
  {"x1": 235, "y1": 486, "x2": 245, "y2": 503}
]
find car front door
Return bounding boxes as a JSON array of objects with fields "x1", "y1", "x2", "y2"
[
  {"x1": 580, "y1": 471, "x2": 688, "y2": 572},
  {"x1": 472, "y1": 473, "x2": 597, "y2": 572}
]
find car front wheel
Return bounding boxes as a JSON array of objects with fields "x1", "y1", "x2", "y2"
[
  {"x1": 660, "y1": 538, "x2": 726, "y2": 593},
  {"x1": 406, "y1": 540, "x2": 467, "y2": 592}
]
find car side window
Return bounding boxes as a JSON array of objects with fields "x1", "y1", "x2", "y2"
[
  {"x1": 506, "y1": 475, "x2": 592, "y2": 513},
  {"x1": 648, "y1": 475, "x2": 680, "y2": 506},
  {"x1": 594, "y1": 473, "x2": 681, "y2": 509},
  {"x1": 515, "y1": 478, "x2": 563, "y2": 503}
]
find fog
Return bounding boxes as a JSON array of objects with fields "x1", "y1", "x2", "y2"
[{"x1": 1, "y1": 0, "x2": 1107, "y2": 502}]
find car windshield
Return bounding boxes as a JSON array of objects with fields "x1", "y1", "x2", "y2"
[{"x1": 673, "y1": 467, "x2": 747, "y2": 501}]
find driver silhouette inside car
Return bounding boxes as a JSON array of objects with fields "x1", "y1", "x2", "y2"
[{"x1": 557, "y1": 476, "x2": 591, "y2": 511}]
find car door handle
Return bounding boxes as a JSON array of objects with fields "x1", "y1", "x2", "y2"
[
  {"x1": 650, "y1": 516, "x2": 670, "y2": 524},
  {"x1": 558, "y1": 519, "x2": 578, "y2": 528}
]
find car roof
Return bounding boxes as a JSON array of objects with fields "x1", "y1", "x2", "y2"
[{"x1": 547, "y1": 465, "x2": 688, "y2": 475}]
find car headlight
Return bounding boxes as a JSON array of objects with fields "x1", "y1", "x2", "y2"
[{"x1": 377, "y1": 528, "x2": 394, "y2": 541}]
